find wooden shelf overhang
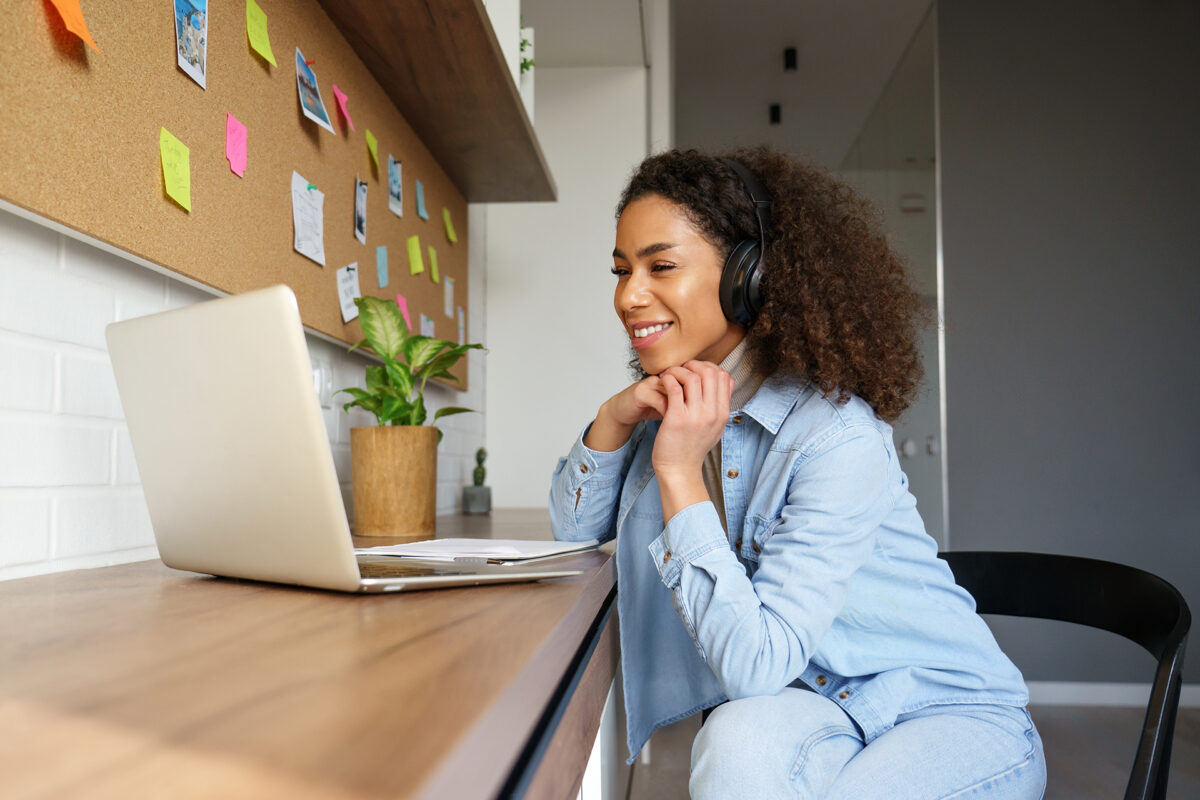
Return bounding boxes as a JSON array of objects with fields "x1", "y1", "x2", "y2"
[{"x1": 319, "y1": 0, "x2": 557, "y2": 203}]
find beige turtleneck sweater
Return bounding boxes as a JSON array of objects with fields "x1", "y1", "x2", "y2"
[{"x1": 701, "y1": 337, "x2": 765, "y2": 536}]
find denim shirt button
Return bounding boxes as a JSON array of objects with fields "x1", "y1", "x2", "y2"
[
  {"x1": 726, "y1": 468, "x2": 739, "y2": 479},
  {"x1": 735, "y1": 538, "x2": 743, "y2": 549},
  {"x1": 663, "y1": 551, "x2": 672, "y2": 564},
  {"x1": 839, "y1": 690, "x2": 850, "y2": 699},
  {"x1": 732, "y1": 415, "x2": 744, "y2": 425},
  {"x1": 752, "y1": 541, "x2": 760, "y2": 553},
  {"x1": 579, "y1": 463, "x2": 588, "y2": 473},
  {"x1": 816, "y1": 675, "x2": 827, "y2": 686}
]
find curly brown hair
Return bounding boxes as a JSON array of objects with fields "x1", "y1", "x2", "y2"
[{"x1": 616, "y1": 146, "x2": 925, "y2": 423}]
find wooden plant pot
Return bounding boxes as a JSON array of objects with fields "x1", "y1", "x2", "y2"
[{"x1": 350, "y1": 425, "x2": 437, "y2": 540}]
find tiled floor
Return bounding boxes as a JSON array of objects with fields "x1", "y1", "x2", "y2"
[{"x1": 627, "y1": 706, "x2": 1200, "y2": 799}]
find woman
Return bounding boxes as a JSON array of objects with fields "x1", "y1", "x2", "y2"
[{"x1": 549, "y1": 147, "x2": 1045, "y2": 799}]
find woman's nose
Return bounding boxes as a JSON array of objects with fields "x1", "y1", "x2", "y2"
[{"x1": 616, "y1": 270, "x2": 651, "y2": 312}]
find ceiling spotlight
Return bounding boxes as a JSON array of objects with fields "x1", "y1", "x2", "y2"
[
  {"x1": 770, "y1": 104, "x2": 781, "y2": 125},
  {"x1": 784, "y1": 47, "x2": 797, "y2": 71}
]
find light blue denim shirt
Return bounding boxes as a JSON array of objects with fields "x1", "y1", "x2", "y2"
[{"x1": 550, "y1": 373, "x2": 1028, "y2": 763}]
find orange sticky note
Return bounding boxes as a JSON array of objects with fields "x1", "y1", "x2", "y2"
[{"x1": 49, "y1": 0, "x2": 101, "y2": 53}]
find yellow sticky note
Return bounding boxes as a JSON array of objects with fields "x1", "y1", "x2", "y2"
[
  {"x1": 159, "y1": 127, "x2": 191, "y2": 212},
  {"x1": 428, "y1": 245, "x2": 439, "y2": 283},
  {"x1": 406, "y1": 235, "x2": 424, "y2": 275},
  {"x1": 245, "y1": 0, "x2": 277, "y2": 66},
  {"x1": 442, "y1": 207, "x2": 458, "y2": 244},
  {"x1": 365, "y1": 129, "x2": 379, "y2": 169}
]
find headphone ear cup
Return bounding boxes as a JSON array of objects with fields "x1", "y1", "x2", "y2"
[{"x1": 720, "y1": 239, "x2": 761, "y2": 327}]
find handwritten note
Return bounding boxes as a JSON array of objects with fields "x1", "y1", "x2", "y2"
[
  {"x1": 331, "y1": 84, "x2": 355, "y2": 131},
  {"x1": 365, "y1": 129, "x2": 379, "y2": 169},
  {"x1": 406, "y1": 235, "x2": 424, "y2": 275},
  {"x1": 415, "y1": 179, "x2": 429, "y2": 219},
  {"x1": 337, "y1": 263, "x2": 362, "y2": 323},
  {"x1": 420, "y1": 314, "x2": 435, "y2": 338},
  {"x1": 225, "y1": 113, "x2": 247, "y2": 177},
  {"x1": 49, "y1": 0, "x2": 101, "y2": 53},
  {"x1": 159, "y1": 128, "x2": 191, "y2": 212},
  {"x1": 396, "y1": 294, "x2": 412, "y2": 331},
  {"x1": 444, "y1": 276, "x2": 454, "y2": 318},
  {"x1": 428, "y1": 245, "x2": 440, "y2": 283},
  {"x1": 245, "y1": 0, "x2": 276, "y2": 66},
  {"x1": 442, "y1": 208, "x2": 458, "y2": 243},
  {"x1": 376, "y1": 246, "x2": 389, "y2": 288},
  {"x1": 291, "y1": 171, "x2": 326, "y2": 266}
]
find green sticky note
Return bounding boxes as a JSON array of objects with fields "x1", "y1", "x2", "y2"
[
  {"x1": 365, "y1": 129, "x2": 379, "y2": 169},
  {"x1": 428, "y1": 245, "x2": 439, "y2": 283},
  {"x1": 406, "y1": 234, "x2": 424, "y2": 275},
  {"x1": 442, "y1": 207, "x2": 458, "y2": 244},
  {"x1": 159, "y1": 127, "x2": 191, "y2": 212},
  {"x1": 245, "y1": 0, "x2": 277, "y2": 66}
]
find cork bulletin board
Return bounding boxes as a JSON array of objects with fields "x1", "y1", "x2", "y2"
[{"x1": 1, "y1": 0, "x2": 471, "y2": 388}]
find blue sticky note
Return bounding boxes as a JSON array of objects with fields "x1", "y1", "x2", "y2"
[
  {"x1": 416, "y1": 179, "x2": 429, "y2": 220},
  {"x1": 376, "y1": 245, "x2": 388, "y2": 287}
]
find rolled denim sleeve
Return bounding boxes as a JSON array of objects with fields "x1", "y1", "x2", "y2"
[
  {"x1": 648, "y1": 423, "x2": 894, "y2": 700},
  {"x1": 549, "y1": 421, "x2": 638, "y2": 544}
]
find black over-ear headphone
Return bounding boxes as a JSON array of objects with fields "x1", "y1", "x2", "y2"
[{"x1": 718, "y1": 158, "x2": 772, "y2": 327}]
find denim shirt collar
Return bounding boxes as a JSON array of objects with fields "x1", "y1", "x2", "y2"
[{"x1": 738, "y1": 372, "x2": 811, "y2": 434}]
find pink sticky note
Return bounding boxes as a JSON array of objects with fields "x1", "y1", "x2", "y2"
[
  {"x1": 396, "y1": 294, "x2": 412, "y2": 331},
  {"x1": 225, "y1": 113, "x2": 247, "y2": 177},
  {"x1": 331, "y1": 84, "x2": 355, "y2": 131}
]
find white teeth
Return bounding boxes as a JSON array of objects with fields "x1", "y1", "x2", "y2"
[{"x1": 633, "y1": 323, "x2": 669, "y2": 338}]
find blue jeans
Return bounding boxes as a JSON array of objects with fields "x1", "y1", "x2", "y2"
[{"x1": 690, "y1": 688, "x2": 1046, "y2": 799}]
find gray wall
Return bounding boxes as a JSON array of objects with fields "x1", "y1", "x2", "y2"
[{"x1": 939, "y1": 0, "x2": 1200, "y2": 682}]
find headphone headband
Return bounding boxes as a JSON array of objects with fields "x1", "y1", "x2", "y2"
[{"x1": 719, "y1": 158, "x2": 772, "y2": 250}]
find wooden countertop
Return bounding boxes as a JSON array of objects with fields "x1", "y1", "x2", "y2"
[{"x1": 0, "y1": 510, "x2": 615, "y2": 799}]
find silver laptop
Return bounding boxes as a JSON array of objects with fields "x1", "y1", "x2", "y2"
[{"x1": 105, "y1": 285, "x2": 579, "y2": 593}]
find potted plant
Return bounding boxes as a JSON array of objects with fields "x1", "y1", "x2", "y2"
[{"x1": 337, "y1": 296, "x2": 482, "y2": 539}]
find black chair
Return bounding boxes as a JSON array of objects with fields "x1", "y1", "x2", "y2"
[{"x1": 939, "y1": 551, "x2": 1191, "y2": 800}]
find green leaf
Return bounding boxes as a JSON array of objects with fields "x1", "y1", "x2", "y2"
[
  {"x1": 355, "y1": 296, "x2": 408, "y2": 359},
  {"x1": 380, "y1": 394, "x2": 408, "y2": 424},
  {"x1": 411, "y1": 393, "x2": 427, "y2": 426},
  {"x1": 337, "y1": 387, "x2": 375, "y2": 403},
  {"x1": 365, "y1": 365, "x2": 386, "y2": 394},
  {"x1": 404, "y1": 336, "x2": 452, "y2": 373},
  {"x1": 383, "y1": 359, "x2": 413, "y2": 398},
  {"x1": 437, "y1": 427, "x2": 444, "y2": 444},
  {"x1": 433, "y1": 406, "x2": 474, "y2": 421},
  {"x1": 422, "y1": 343, "x2": 478, "y2": 378},
  {"x1": 427, "y1": 368, "x2": 463, "y2": 386}
]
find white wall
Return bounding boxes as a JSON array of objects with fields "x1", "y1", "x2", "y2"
[
  {"x1": 484, "y1": 67, "x2": 648, "y2": 508},
  {"x1": 0, "y1": 205, "x2": 486, "y2": 581}
]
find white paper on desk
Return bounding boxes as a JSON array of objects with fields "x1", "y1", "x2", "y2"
[{"x1": 354, "y1": 538, "x2": 600, "y2": 563}]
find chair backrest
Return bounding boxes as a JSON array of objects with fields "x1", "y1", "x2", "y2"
[{"x1": 939, "y1": 551, "x2": 1190, "y2": 800}]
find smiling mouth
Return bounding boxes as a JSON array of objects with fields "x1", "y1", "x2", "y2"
[
  {"x1": 630, "y1": 322, "x2": 672, "y2": 349},
  {"x1": 631, "y1": 322, "x2": 672, "y2": 338}
]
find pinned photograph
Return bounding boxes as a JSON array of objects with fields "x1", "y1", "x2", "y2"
[
  {"x1": 174, "y1": 0, "x2": 208, "y2": 89},
  {"x1": 337, "y1": 263, "x2": 362, "y2": 323},
  {"x1": 387, "y1": 155, "x2": 403, "y2": 217},
  {"x1": 354, "y1": 175, "x2": 367, "y2": 244},
  {"x1": 295, "y1": 47, "x2": 335, "y2": 133}
]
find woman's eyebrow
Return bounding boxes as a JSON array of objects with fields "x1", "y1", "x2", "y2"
[{"x1": 612, "y1": 242, "x2": 680, "y2": 260}]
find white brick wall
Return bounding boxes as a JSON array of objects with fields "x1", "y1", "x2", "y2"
[{"x1": 0, "y1": 205, "x2": 487, "y2": 581}]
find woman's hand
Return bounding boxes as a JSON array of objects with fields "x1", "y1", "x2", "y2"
[
  {"x1": 651, "y1": 360, "x2": 734, "y2": 480},
  {"x1": 583, "y1": 376, "x2": 668, "y2": 452}
]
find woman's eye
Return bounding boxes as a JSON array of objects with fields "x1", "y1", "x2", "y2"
[
  {"x1": 610, "y1": 266, "x2": 629, "y2": 276},
  {"x1": 652, "y1": 263, "x2": 676, "y2": 272}
]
